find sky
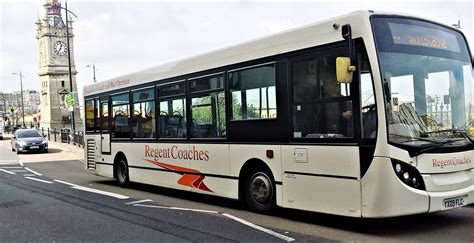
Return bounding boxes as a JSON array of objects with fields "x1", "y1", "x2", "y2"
[{"x1": 0, "y1": 0, "x2": 473, "y2": 106}]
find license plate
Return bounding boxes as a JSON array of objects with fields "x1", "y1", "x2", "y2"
[
  {"x1": 30, "y1": 146, "x2": 39, "y2": 149},
  {"x1": 442, "y1": 195, "x2": 466, "y2": 210}
]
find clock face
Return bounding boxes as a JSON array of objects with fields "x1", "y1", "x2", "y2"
[{"x1": 54, "y1": 41, "x2": 67, "y2": 56}]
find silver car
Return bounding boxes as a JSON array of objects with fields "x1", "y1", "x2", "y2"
[{"x1": 11, "y1": 129, "x2": 48, "y2": 154}]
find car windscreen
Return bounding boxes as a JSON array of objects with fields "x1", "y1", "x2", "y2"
[{"x1": 17, "y1": 130, "x2": 42, "y2": 138}]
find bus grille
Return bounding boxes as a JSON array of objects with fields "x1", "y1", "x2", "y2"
[{"x1": 86, "y1": 139, "x2": 96, "y2": 171}]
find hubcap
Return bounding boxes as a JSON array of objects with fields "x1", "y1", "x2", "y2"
[{"x1": 250, "y1": 173, "x2": 272, "y2": 204}]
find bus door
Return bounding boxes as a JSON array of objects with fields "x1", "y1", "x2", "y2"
[
  {"x1": 283, "y1": 45, "x2": 363, "y2": 216},
  {"x1": 100, "y1": 98, "x2": 111, "y2": 154}
]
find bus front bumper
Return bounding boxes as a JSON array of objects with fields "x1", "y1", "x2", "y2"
[{"x1": 427, "y1": 185, "x2": 474, "y2": 212}]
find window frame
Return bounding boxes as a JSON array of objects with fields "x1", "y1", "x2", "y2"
[
  {"x1": 157, "y1": 80, "x2": 188, "y2": 140},
  {"x1": 131, "y1": 86, "x2": 156, "y2": 140},
  {"x1": 228, "y1": 62, "x2": 278, "y2": 122},
  {"x1": 85, "y1": 98, "x2": 95, "y2": 132},
  {"x1": 288, "y1": 41, "x2": 362, "y2": 143},
  {"x1": 110, "y1": 91, "x2": 131, "y2": 140},
  {"x1": 188, "y1": 73, "x2": 226, "y2": 140}
]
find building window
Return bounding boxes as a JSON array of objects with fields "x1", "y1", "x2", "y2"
[
  {"x1": 61, "y1": 80, "x2": 65, "y2": 87},
  {"x1": 189, "y1": 74, "x2": 226, "y2": 138},
  {"x1": 131, "y1": 88, "x2": 155, "y2": 139},
  {"x1": 229, "y1": 64, "x2": 277, "y2": 120}
]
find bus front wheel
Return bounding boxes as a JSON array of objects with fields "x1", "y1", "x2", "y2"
[
  {"x1": 115, "y1": 157, "x2": 129, "y2": 187},
  {"x1": 243, "y1": 169, "x2": 275, "y2": 212}
]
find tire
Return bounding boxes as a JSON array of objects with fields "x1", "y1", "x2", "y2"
[
  {"x1": 16, "y1": 146, "x2": 20, "y2": 155},
  {"x1": 11, "y1": 146, "x2": 14, "y2": 152},
  {"x1": 115, "y1": 157, "x2": 129, "y2": 187},
  {"x1": 243, "y1": 168, "x2": 275, "y2": 212}
]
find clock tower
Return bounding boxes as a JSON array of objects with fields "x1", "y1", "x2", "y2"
[{"x1": 36, "y1": 0, "x2": 82, "y2": 131}]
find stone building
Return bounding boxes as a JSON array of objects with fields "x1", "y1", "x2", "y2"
[{"x1": 36, "y1": 0, "x2": 82, "y2": 131}]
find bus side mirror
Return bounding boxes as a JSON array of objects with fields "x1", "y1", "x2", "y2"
[{"x1": 336, "y1": 57, "x2": 356, "y2": 83}]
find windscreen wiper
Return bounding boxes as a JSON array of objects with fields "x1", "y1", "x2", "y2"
[
  {"x1": 412, "y1": 138, "x2": 460, "y2": 157},
  {"x1": 389, "y1": 133, "x2": 467, "y2": 157},
  {"x1": 388, "y1": 133, "x2": 438, "y2": 144},
  {"x1": 421, "y1": 129, "x2": 472, "y2": 141}
]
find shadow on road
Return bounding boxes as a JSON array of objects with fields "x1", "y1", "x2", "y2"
[
  {"x1": 97, "y1": 180, "x2": 243, "y2": 210},
  {"x1": 94, "y1": 179, "x2": 471, "y2": 237},
  {"x1": 45, "y1": 148, "x2": 62, "y2": 154},
  {"x1": 273, "y1": 207, "x2": 470, "y2": 236}
]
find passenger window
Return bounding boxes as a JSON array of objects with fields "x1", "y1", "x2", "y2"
[
  {"x1": 189, "y1": 75, "x2": 226, "y2": 138},
  {"x1": 100, "y1": 101, "x2": 109, "y2": 132},
  {"x1": 229, "y1": 64, "x2": 277, "y2": 120},
  {"x1": 85, "y1": 99, "x2": 94, "y2": 131},
  {"x1": 158, "y1": 82, "x2": 186, "y2": 139},
  {"x1": 95, "y1": 99, "x2": 100, "y2": 131},
  {"x1": 292, "y1": 47, "x2": 353, "y2": 138},
  {"x1": 132, "y1": 88, "x2": 155, "y2": 139},
  {"x1": 361, "y1": 73, "x2": 376, "y2": 138},
  {"x1": 111, "y1": 93, "x2": 130, "y2": 139}
]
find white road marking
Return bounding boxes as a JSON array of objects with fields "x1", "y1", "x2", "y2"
[
  {"x1": 0, "y1": 160, "x2": 20, "y2": 165},
  {"x1": 53, "y1": 179, "x2": 77, "y2": 186},
  {"x1": 0, "y1": 169, "x2": 15, "y2": 175},
  {"x1": 0, "y1": 160, "x2": 19, "y2": 163},
  {"x1": 221, "y1": 213, "x2": 295, "y2": 242},
  {"x1": 19, "y1": 160, "x2": 24, "y2": 166},
  {"x1": 25, "y1": 167, "x2": 42, "y2": 176},
  {"x1": 71, "y1": 185, "x2": 129, "y2": 199},
  {"x1": 23, "y1": 174, "x2": 37, "y2": 177},
  {"x1": 25, "y1": 177, "x2": 54, "y2": 184},
  {"x1": 125, "y1": 199, "x2": 153, "y2": 205},
  {"x1": 53, "y1": 180, "x2": 129, "y2": 200},
  {"x1": 133, "y1": 203, "x2": 219, "y2": 214},
  {"x1": 10, "y1": 170, "x2": 28, "y2": 173},
  {"x1": 1, "y1": 166, "x2": 23, "y2": 169}
]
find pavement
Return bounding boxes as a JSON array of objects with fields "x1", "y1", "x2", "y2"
[{"x1": 47, "y1": 137, "x2": 84, "y2": 161}]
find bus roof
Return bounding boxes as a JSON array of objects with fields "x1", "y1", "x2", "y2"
[{"x1": 82, "y1": 10, "x2": 443, "y2": 97}]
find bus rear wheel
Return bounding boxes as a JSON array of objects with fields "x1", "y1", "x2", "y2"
[
  {"x1": 115, "y1": 157, "x2": 129, "y2": 187},
  {"x1": 243, "y1": 169, "x2": 275, "y2": 212}
]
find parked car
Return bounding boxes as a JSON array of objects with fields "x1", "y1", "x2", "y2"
[{"x1": 11, "y1": 129, "x2": 48, "y2": 154}]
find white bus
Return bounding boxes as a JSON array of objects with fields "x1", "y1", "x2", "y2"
[{"x1": 83, "y1": 11, "x2": 473, "y2": 218}]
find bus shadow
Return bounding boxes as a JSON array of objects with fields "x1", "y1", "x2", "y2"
[
  {"x1": 95, "y1": 180, "x2": 470, "y2": 236},
  {"x1": 273, "y1": 207, "x2": 470, "y2": 236},
  {"x1": 97, "y1": 180, "x2": 243, "y2": 210}
]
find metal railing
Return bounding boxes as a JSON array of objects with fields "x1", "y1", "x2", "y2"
[{"x1": 39, "y1": 127, "x2": 84, "y2": 147}]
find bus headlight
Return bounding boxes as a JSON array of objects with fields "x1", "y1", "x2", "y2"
[
  {"x1": 391, "y1": 159, "x2": 425, "y2": 190},
  {"x1": 395, "y1": 163, "x2": 402, "y2": 173},
  {"x1": 403, "y1": 172, "x2": 410, "y2": 181}
]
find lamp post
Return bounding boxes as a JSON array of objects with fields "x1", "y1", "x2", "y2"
[
  {"x1": 62, "y1": 1, "x2": 77, "y2": 133},
  {"x1": 12, "y1": 71, "x2": 25, "y2": 127},
  {"x1": 86, "y1": 63, "x2": 97, "y2": 83}
]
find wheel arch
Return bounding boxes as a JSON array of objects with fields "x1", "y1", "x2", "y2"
[{"x1": 238, "y1": 158, "x2": 275, "y2": 201}]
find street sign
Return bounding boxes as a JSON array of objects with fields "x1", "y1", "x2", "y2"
[{"x1": 64, "y1": 93, "x2": 75, "y2": 107}]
